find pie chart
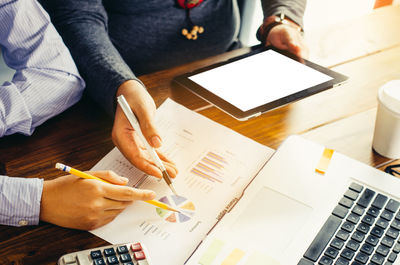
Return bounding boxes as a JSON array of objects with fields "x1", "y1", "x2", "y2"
[{"x1": 155, "y1": 194, "x2": 196, "y2": 223}]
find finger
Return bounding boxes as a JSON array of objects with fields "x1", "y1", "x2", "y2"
[
  {"x1": 89, "y1": 170, "x2": 128, "y2": 185},
  {"x1": 130, "y1": 93, "x2": 162, "y2": 148},
  {"x1": 113, "y1": 127, "x2": 164, "y2": 178},
  {"x1": 163, "y1": 162, "x2": 178, "y2": 178},
  {"x1": 103, "y1": 199, "x2": 133, "y2": 211},
  {"x1": 103, "y1": 185, "x2": 156, "y2": 201}
]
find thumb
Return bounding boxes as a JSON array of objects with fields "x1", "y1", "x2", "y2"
[{"x1": 89, "y1": 170, "x2": 129, "y2": 185}]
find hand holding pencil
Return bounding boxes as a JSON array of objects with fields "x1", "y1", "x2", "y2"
[{"x1": 40, "y1": 168, "x2": 157, "y2": 230}]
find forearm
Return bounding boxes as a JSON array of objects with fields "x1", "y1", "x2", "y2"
[
  {"x1": 260, "y1": 0, "x2": 307, "y2": 28},
  {"x1": 40, "y1": 0, "x2": 139, "y2": 116},
  {"x1": 0, "y1": 175, "x2": 43, "y2": 226},
  {"x1": 0, "y1": 0, "x2": 84, "y2": 136}
]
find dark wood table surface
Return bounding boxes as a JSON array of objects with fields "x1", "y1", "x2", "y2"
[{"x1": 1, "y1": 5, "x2": 400, "y2": 264}]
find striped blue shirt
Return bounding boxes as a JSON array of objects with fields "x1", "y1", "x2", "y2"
[{"x1": 0, "y1": 0, "x2": 85, "y2": 226}]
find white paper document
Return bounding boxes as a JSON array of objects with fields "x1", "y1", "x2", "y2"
[{"x1": 90, "y1": 99, "x2": 274, "y2": 265}]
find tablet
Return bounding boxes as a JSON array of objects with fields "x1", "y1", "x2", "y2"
[{"x1": 173, "y1": 46, "x2": 348, "y2": 120}]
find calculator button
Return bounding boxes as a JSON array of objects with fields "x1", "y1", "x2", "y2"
[
  {"x1": 63, "y1": 255, "x2": 76, "y2": 264},
  {"x1": 131, "y1": 243, "x2": 142, "y2": 252},
  {"x1": 117, "y1": 245, "x2": 129, "y2": 254},
  {"x1": 106, "y1": 256, "x2": 119, "y2": 264},
  {"x1": 134, "y1": 251, "x2": 146, "y2": 260},
  {"x1": 123, "y1": 262, "x2": 134, "y2": 265},
  {"x1": 104, "y1": 248, "x2": 116, "y2": 257},
  {"x1": 93, "y1": 258, "x2": 106, "y2": 265},
  {"x1": 120, "y1": 253, "x2": 132, "y2": 262},
  {"x1": 91, "y1": 250, "x2": 103, "y2": 259}
]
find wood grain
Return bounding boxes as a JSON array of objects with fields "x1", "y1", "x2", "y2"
[{"x1": 0, "y1": 6, "x2": 399, "y2": 265}]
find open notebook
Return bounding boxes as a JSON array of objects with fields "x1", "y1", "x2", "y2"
[{"x1": 90, "y1": 99, "x2": 274, "y2": 265}]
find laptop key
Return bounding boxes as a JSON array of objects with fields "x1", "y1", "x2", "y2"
[
  {"x1": 349, "y1": 183, "x2": 363, "y2": 193},
  {"x1": 371, "y1": 226, "x2": 384, "y2": 238},
  {"x1": 340, "y1": 248, "x2": 355, "y2": 260},
  {"x1": 381, "y1": 210, "x2": 394, "y2": 221},
  {"x1": 386, "y1": 199, "x2": 400, "y2": 213},
  {"x1": 366, "y1": 235, "x2": 379, "y2": 246},
  {"x1": 360, "y1": 243, "x2": 374, "y2": 255},
  {"x1": 335, "y1": 257, "x2": 349, "y2": 265},
  {"x1": 353, "y1": 205, "x2": 365, "y2": 216},
  {"x1": 346, "y1": 240, "x2": 360, "y2": 252},
  {"x1": 371, "y1": 253, "x2": 385, "y2": 264},
  {"x1": 376, "y1": 218, "x2": 389, "y2": 229},
  {"x1": 347, "y1": 213, "x2": 360, "y2": 224},
  {"x1": 325, "y1": 247, "x2": 339, "y2": 259},
  {"x1": 367, "y1": 207, "x2": 380, "y2": 218},
  {"x1": 355, "y1": 252, "x2": 369, "y2": 264},
  {"x1": 340, "y1": 197, "x2": 354, "y2": 209},
  {"x1": 372, "y1": 194, "x2": 388, "y2": 209},
  {"x1": 337, "y1": 230, "x2": 350, "y2": 241},
  {"x1": 381, "y1": 236, "x2": 394, "y2": 248},
  {"x1": 352, "y1": 231, "x2": 365, "y2": 243},
  {"x1": 357, "y1": 223, "x2": 371, "y2": 234},
  {"x1": 388, "y1": 252, "x2": 397, "y2": 262},
  {"x1": 342, "y1": 222, "x2": 355, "y2": 233},
  {"x1": 376, "y1": 244, "x2": 390, "y2": 257},
  {"x1": 393, "y1": 243, "x2": 400, "y2": 253},
  {"x1": 390, "y1": 219, "x2": 400, "y2": 230},
  {"x1": 344, "y1": 189, "x2": 359, "y2": 201},
  {"x1": 362, "y1": 215, "x2": 375, "y2": 226},
  {"x1": 303, "y1": 215, "x2": 341, "y2": 262},
  {"x1": 331, "y1": 238, "x2": 345, "y2": 250},
  {"x1": 357, "y1": 189, "x2": 375, "y2": 208},
  {"x1": 319, "y1": 255, "x2": 333, "y2": 265},
  {"x1": 333, "y1": 205, "x2": 349, "y2": 219}
]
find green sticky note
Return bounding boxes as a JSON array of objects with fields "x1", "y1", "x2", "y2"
[{"x1": 198, "y1": 238, "x2": 225, "y2": 265}]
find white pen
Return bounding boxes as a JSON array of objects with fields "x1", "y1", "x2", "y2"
[{"x1": 117, "y1": 95, "x2": 178, "y2": 195}]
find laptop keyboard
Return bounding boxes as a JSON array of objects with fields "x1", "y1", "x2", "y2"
[{"x1": 298, "y1": 183, "x2": 400, "y2": 265}]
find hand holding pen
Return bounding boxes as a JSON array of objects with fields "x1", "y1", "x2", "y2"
[
  {"x1": 111, "y1": 82, "x2": 178, "y2": 187},
  {"x1": 117, "y1": 94, "x2": 178, "y2": 195}
]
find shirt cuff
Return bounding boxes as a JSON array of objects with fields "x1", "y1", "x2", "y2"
[{"x1": 0, "y1": 175, "x2": 43, "y2": 226}]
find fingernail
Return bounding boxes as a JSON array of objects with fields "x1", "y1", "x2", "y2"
[
  {"x1": 151, "y1": 136, "x2": 162, "y2": 148},
  {"x1": 147, "y1": 191, "x2": 156, "y2": 199},
  {"x1": 121, "y1": 177, "x2": 129, "y2": 182}
]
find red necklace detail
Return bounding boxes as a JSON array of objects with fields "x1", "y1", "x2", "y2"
[{"x1": 177, "y1": 0, "x2": 205, "y2": 40}]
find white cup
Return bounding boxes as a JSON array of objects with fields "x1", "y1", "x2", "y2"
[{"x1": 372, "y1": 80, "x2": 400, "y2": 159}]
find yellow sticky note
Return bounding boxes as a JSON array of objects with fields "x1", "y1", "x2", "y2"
[
  {"x1": 245, "y1": 251, "x2": 280, "y2": 265},
  {"x1": 315, "y1": 148, "x2": 334, "y2": 174},
  {"x1": 199, "y1": 238, "x2": 225, "y2": 265},
  {"x1": 221, "y1": 248, "x2": 245, "y2": 265}
]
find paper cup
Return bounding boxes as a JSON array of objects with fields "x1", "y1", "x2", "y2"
[{"x1": 372, "y1": 80, "x2": 400, "y2": 159}]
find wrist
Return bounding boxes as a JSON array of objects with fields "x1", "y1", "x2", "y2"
[
  {"x1": 257, "y1": 13, "x2": 302, "y2": 43},
  {"x1": 116, "y1": 79, "x2": 146, "y2": 97}
]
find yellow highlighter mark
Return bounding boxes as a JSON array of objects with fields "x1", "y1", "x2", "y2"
[{"x1": 315, "y1": 148, "x2": 335, "y2": 174}]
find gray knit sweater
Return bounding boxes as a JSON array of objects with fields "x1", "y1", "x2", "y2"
[{"x1": 39, "y1": 0, "x2": 306, "y2": 115}]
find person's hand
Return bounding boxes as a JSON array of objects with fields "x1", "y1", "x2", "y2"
[
  {"x1": 40, "y1": 171, "x2": 156, "y2": 230},
  {"x1": 112, "y1": 80, "x2": 178, "y2": 179},
  {"x1": 266, "y1": 24, "x2": 308, "y2": 58},
  {"x1": 259, "y1": 20, "x2": 308, "y2": 59}
]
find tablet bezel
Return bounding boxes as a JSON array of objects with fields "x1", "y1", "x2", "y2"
[{"x1": 173, "y1": 46, "x2": 348, "y2": 120}]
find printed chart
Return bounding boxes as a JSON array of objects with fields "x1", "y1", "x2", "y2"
[
  {"x1": 191, "y1": 151, "x2": 228, "y2": 183},
  {"x1": 156, "y1": 195, "x2": 196, "y2": 223}
]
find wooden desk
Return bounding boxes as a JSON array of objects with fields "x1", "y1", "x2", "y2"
[{"x1": 1, "y1": 5, "x2": 399, "y2": 264}]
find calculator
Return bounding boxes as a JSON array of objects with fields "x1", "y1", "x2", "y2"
[{"x1": 57, "y1": 242, "x2": 152, "y2": 265}]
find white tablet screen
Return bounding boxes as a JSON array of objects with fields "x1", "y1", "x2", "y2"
[{"x1": 188, "y1": 50, "x2": 333, "y2": 112}]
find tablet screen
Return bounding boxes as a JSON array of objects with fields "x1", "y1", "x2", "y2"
[{"x1": 188, "y1": 49, "x2": 333, "y2": 112}]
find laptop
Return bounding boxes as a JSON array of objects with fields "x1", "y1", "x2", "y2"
[{"x1": 186, "y1": 135, "x2": 400, "y2": 265}]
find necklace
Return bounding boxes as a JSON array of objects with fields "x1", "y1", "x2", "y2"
[{"x1": 177, "y1": 0, "x2": 204, "y2": 40}]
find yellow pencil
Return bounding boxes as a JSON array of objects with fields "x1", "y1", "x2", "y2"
[{"x1": 55, "y1": 163, "x2": 180, "y2": 213}]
